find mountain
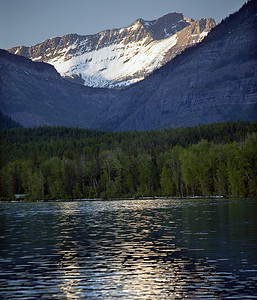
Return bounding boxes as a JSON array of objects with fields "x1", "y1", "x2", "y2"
[
  {"x1": 0, "y1": 112, "x2": 23, "y2": 129},
  {"x1": 1, "y1": 1, "x2": 256, "y2": 130},
  {"x1": 0, "y1": 49, "x2": 115, "y2": 127},
  {"x1": 8, "y1": 13, "x2": 215, "y2": 88},
  {"x1": 94, "y1": 0, "x2": 257, "y2": 131}
]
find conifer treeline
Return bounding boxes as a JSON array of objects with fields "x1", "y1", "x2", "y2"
[{"x1": 0, "y1": 122, "x2": 256, "y2": 200}]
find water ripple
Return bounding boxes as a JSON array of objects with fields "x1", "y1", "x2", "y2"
[{"x1": 0, "y1": 198, "x2": 257, "y2": 299}]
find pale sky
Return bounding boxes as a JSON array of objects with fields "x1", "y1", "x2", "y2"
[{"x1": 0, "y1": 0, "x2": 248, "y2": 49}]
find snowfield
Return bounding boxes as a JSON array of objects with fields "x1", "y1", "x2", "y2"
[
  {"x1": 43, "y1": 35, "x2": 178, "y2": 88},
  {"x1": 28, "y1": 15, "x2": 215, "y2": 88}
]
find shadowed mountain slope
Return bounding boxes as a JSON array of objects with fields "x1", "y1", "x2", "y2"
[
  {"x1": 0, "y1": 49, "x2": 116, "y2": 127},
  {"x1": 95, "y1": 0, "x2": 257, "y2": 131},
  {"x1": 1, "y1": 1, "x2": 256, "y2": 130}
]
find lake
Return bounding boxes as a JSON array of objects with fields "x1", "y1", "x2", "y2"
[{"x1": 0, "y1": 198, "x2": 257, "y2": 299}]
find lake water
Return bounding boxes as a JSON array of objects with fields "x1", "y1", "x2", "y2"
[{"x1": 0, "y1": 198, "x2": 257, "y2": 299}]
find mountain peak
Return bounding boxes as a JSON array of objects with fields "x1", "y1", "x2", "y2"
[
  {"x1": 1, "y1": 1, "x2": 256, "y2": 130},
  {"x1": 8, "y1": 12, "x2": 215, "y2": 88},
  {"x1": 134, "y1": 12, "x2": 191, "y2": 40}
]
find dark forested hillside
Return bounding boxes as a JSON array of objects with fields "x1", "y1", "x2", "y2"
[{"x1": 1, "y1": 122, "x2": 257, "y2": 200}]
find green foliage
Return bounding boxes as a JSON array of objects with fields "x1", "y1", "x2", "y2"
[
  {"x1": 160, "y1": 164, "x2": 173, "y2": 197},
  {"x1": 0, "y1": 122, "x2": 256, "y2": 200}
]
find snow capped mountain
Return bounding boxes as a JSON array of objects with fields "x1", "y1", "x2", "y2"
[
  {"x1": 9, "y1": 13, "x2": 215, "y2": 88},
  {"x1": 2, "y1": 0, "x2": 256, "y2": 130}
]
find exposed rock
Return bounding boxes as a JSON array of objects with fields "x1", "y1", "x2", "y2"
[
  {"x1": 1, "y1": 1, "x2": 256, "y2": 130},
  {"x1": 8, "y1": 13, "x2": 215, "y2": 88},
  {"x1": 94, "y1": 0, "x2": 257, "y2": 130}
]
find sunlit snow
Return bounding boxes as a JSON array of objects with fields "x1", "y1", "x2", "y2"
[
  {"x1": 200, "y1": 30, "x2": 208, "y2": 38},
  {"x1": 46, "y1": 34, "x2": 177, "y2": 88},
  {"x1": 29, "y1": 17, "x2": 213, "y2": 88}
]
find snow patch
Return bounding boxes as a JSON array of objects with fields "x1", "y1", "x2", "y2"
[
  {"x1": 32, "y1": 56, "x2": 42, "y2": 61},
  {"x1": 47, "y1": 34, "x2": 178, "y2": 88},
  {"x1": 130, "y1": 22, "x2": 141, "y2": 30},
  {"x1": 70, "y1": 39, "x2": 78, "y2": 49},
  {"x1": 164, "y1": 28, "x2": 170, "y2": 38},
  {"x1": 200, "y1": 30, "x2": 208, "y2": 38},
  {"x1": 143, "y1": 19, "x2": 157, "y2": 28}
]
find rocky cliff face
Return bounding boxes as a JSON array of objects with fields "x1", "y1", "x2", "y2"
[
  {"x1": 1, "y1": 1, "x2": 256, "y2": 130},
  {"x1": 93, "y1": 0, "x2": 257, "y2": 131},
  {"x1": 8, "y1": 13, "x2": 215, "y2": 88}
]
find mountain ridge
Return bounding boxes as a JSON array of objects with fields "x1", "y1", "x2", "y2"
[
  {"x1": 1, "y1": 0, "x2": 256, "y2": 130},
  {"x1": 0, "y1": 48, "x2": 115, "y2": 127},
  {"x1": 8, "y1": 13, "x2": 215, "y2": 88},
  {"x1": 92, "y1": 0, "x2": 257, "y2": 130}
]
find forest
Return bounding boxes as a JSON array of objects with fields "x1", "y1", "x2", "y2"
[{"x1": 0, "y1": 121, "x2": 257, "y2": 201}]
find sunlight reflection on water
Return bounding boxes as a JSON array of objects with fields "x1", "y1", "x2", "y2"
[{"x1": 0, "y1": 198, "x2": 257, "y2": 299}]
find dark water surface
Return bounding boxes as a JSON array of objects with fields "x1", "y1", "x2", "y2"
[{"x1": 0, "y1": 198, "x2": 257, "y2": 299}]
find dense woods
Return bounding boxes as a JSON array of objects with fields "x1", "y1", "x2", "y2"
[{"x1": 0, "y1": 121, "x2": 257, "y2": 201}]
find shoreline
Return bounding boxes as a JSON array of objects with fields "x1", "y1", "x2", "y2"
[{"x1": 0, "y1": 195, "x2": 227, "y2": 203}]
